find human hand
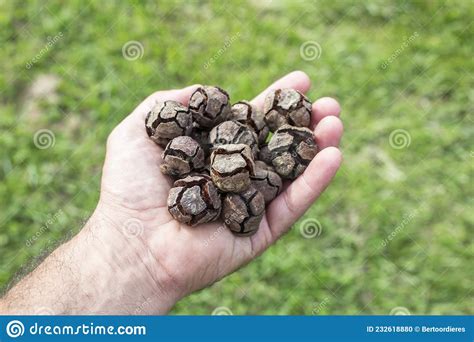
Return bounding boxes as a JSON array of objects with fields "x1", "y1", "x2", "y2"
[
  {"x1": 95, "y1": 71, "x2": 343, "y2": 312},
  {"x1": 0, "y1": 71, "x2": 342, "y2": 315}
]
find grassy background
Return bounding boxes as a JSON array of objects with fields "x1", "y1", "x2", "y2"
[{"x1": 0, "y1": 0, "x2": 472, "y2": 314}]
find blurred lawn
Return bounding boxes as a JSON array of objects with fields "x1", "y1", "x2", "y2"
[{"x1": 0, "y1": 0, "x2": 472, "y2": 314}]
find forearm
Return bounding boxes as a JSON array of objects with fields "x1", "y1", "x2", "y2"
[{"x1": 0, "y1": 210, "x2": 178, "y2": 315}]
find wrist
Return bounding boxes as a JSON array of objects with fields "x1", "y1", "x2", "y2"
[
  {"x1": 0, "y1": 204, "x2": 181, "y2": 315},
  {"x1": 81, "y1": 204, "x2": 181, "y2": 314}
]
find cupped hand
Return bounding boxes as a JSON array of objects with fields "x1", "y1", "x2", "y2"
[{"x1": 95, "y1": 71, "x2": 343, "y2": 312}]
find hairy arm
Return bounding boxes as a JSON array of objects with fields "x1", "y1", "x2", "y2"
[{"x1": 0, "y1": 210, "x2": 178, "y2": 315}]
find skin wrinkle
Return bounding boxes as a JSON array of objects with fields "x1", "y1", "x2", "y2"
[
  {"x1": 300, "y1": 172, "x2": 318, "y2": 199},
  {"x1": 156, "y1": 234, "x2": 195, "y2": 293},
  {"x1": 248, "y1": 228, "x2": 257, "y2": 258},
  {"x1": 88, "y1": 211, "x2": 180, "y2": 312},
  {"x1": 104, "y1": 210, "x2": 183, "y2": 302},
  {"x1": 100, "y1": 188, "x2": 168, "y2": 214},
  {"x1": 199, "y1": 258, "x2": 218, "y2": 289},
  {"x1": 127, "y1": 236, "x2": 165, "y2": 302},
  {"x1": 98, "y1": 220, "x2": 176, "y2": 314},
  {"x1": 283, "y1": 186, "x2": 300, "y2": 217},
  {"x1": 260, "y1": 213, "x2": 273, "y2": 247},
  {"x1": 260, "y1": 218, "x2": 275, "y2": 251}
]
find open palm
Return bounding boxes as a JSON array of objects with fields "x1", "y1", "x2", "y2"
[{"x1": 97, "y1": 71, "x2": 343, "y2": 304}]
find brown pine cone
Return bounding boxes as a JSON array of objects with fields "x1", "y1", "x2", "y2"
[
  {"x1": 222, "y1": 186, "x2": 265, "y2": 236},
  {"x1": 160, "y1": 136, "x2": 205, "y2": 178},
  {"x1": 257, "y1": 143, "x2": 273, "y2": 165},
  {"x1": 209, "y1": 120, "x2": 259, "y2": 158},
  {"x1": 167, "y1": 175, "x2": 221, "y2": 226},
  {"x1": 189, "y1": 86, "x2": 231, "y2": 128},
  {"x1": 251, "y1": 165, "x2": 282, "y2": 203},
  {"x1": 210, "y1": 144, "x2": 255, "y2": 193},
  {"x1": 263, "y1": 88, "x2": 312, "y2": 131},
  {"x1": 145, "y1": 100, "x2": 192, "y2": 147},
  {"x1": 228, "y1": 101, "x2": 269, "y2": 144},
  {"x1": 268, "y1": 125, "x2": 317, "y2": 179},
  {"x1": 189, "y1": 123, "x2": 211, "y2": 157}
]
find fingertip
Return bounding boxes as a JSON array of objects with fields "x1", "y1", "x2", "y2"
[
  {"x1": 304, "y1": 146, "x2": 342, "y2": 182},
  {"x1": 317, "y1": 97, "x2": 341, "y2": 115},
  {"x1": 183, "y1": 84, "x2": 202, "y2": 91},
  {"x1": 312, "y1": 97, "x2": 341, "y2": 126},
  {"x1": 314, "y1": 116, "x2": 344, "y2": 149},
  {"x1": 289, "y1": 70, "x2": 311, "y2": 91},
  {"x1": 318, "y1": 146, "x2": 343, "y2": 169}
]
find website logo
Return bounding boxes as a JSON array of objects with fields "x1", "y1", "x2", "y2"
[{"x1": 6, "y1": 320, "x2": 25, "y2": 338}]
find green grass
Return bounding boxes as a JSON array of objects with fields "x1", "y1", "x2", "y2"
[{"x1": 0, "y1": 0, "x2": 472, "y2": 314}]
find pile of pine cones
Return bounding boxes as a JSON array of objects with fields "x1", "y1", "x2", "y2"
[{"x1": 145, "y1": 86, "x2": 317, "y2": 236}]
